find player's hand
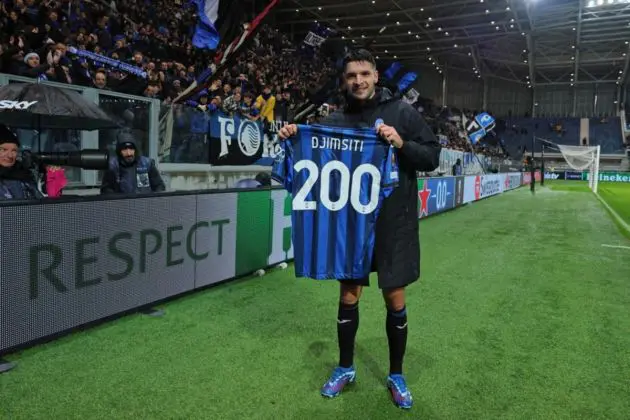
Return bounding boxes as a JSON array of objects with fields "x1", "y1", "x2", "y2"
[
  {"x1": 377, "y1": 124, "x2": 404, "y2": 149},
  {"x1": 278, "y1": 124, "x2": 298, "y2": 140}
]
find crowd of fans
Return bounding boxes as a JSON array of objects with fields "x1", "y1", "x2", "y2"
[
  {"x1": 0, "y1": 0, "x2": 335, "y2": 105},
  {"x1": 0, "y1": 0, "x2": 508, "y2": 164},
  {"x1": 418, "y1": 102, "x2": 507, "y2": 159},
  {"x1": 178, "y1": 26, "x2": 336, "y2": 121}
]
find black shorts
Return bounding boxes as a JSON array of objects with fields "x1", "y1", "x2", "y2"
[
  {"x1": 338, "y1": 275, "x2": 417, "y2": 290},
  {"x1": 338, "y1": 256, "x2": 376, "y2": 287},
  {"x1": 338, "y1": 277, "x2": 370, "y2": 287}
]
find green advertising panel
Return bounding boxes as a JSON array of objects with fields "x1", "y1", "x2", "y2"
[{"x1": 584, "y1": 171, "x2": 630, "y2": 183}]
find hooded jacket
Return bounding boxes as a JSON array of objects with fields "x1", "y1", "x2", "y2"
[
  {"x1": 100, "y1": 134, "x2": 166, "y2": 195},
  {"x1": 0, "y1": 162, "x2": 42, "y2": 200},
  {"x1": 0, "y1": 124, "x2": 42, "y2": 201},
  {"x1": 321, "y1": 87, "x2": 441, "y2": 287}
]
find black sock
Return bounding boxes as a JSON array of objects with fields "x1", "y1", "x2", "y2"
[
  {"x1": 386, "y1": 306, "x2": 408, "y2": 375},
  {"x1": 337, "y1": 301, "x2": 359, "y2": 368}
]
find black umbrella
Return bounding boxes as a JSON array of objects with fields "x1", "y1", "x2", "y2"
[{"x1": 0, "y1": 82, "x2": 118, "y2": 130}]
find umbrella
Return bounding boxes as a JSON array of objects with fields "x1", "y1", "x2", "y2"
[{"x1": 0, "y1": 82, "x2": 118, "y2": 130}]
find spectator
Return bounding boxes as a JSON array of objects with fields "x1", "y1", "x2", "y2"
[
  {"x1": 452, "y1": 158, "x2": 462, "y2": 176},
  {"x1": 241, "y1": 92, "x2": 261, "y2": 121},
  {"x1": 255, "y1": 84, "x2": 276, "y2": 122},
  {"x1": 93, "y1": 69, "x2": 109, "y2": 90},
  {"x1": 100, "y1": 133, "x2": 165, "y2": 194},
  {"x1": 222, "y1": 91, "x2": 242, "y2": 115},
  {"x1": 275, "y1": 88, "x2": 295, "y2": 122},
  {"x1": 0, "y1": 124, "x2": 41, "y2": 200}
]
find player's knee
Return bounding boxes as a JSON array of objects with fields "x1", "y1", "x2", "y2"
[
  {"x1": 340, "y1": 283, "x2": 362, "y2": 305},
  {"x1": 383, "y1": 287, "x2": 406, "y2": 311}
]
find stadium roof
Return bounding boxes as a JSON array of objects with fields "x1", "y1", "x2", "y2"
[{"x1": 278, "y1": 0, "x2": 630, "y2": 88}]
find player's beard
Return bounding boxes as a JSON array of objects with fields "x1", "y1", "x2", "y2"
[
  {"x1": 345, "y1": 85, "x2": 377, "y2": 110},
  {"x1": 349, "y1": 83, "x2": 375, "y2": 102}
]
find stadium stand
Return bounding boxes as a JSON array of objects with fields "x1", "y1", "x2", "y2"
[
  {"x1": 502, "y1": 117, "x2": 581, "y2": 152},
  {"x1": 2, "y1": 0, "x2": 624, "y2": 179},
  {"x1": 0, "y1": 0, "x2": 334, "y2": 105},
  {"x1": 589, "y1": 117, "x2": 625, "y2": 154},
  {"x1": 0, "y1": 0, "x2": 503, "y2": 162}
]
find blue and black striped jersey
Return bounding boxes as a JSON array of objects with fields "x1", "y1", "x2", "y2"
[{"x1": 272, "y1": 124, "x2": 399, "y2": 280}]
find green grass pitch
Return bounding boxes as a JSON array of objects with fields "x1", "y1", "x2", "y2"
[
  {"x1": 2, "y1": 184, "x2": 629, "y2": 419},
  {"x1": 546, "y1": 180, "x2": 630, "y2": 238}
]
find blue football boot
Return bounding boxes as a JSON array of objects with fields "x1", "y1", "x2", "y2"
[
  {"x1": 387, "y1": 374, "x2": 413, "y2": 409},
  {"x1": 320, "y1": 366, "x2": 356, "y2": 398}
]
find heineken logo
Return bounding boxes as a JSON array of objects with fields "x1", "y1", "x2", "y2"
[
  {"x1": 582, "y1": 171, "x2": 630, "y2": 183},
  {"x1": 599, "y1": 173, "x2": 630, "y2": 183}
]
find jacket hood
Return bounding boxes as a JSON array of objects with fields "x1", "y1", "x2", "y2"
[
  {"x1": 116, "y1": 131, "x2": 137, "y2": 154},
  {"x1": 377, "y1": 87, "x2": 395, "y2": 103}
]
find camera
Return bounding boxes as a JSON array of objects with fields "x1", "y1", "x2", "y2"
[{"x1": 22, "y1": 149, "x2": 110, "y2": 171}]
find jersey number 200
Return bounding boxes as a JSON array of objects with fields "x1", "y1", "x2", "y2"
[{"x1": 292, "y1": 160, "x2": 382, "y2": 214}]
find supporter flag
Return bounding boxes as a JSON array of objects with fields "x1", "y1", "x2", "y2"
[
  {"x1": 175, "y1": 0, "x2": 280, "y2": 103},
  {"x1": 402, "y1": 88, "x2": 419, "y2": 105},
  {"x1": 396, "y1": 71, "x2": 418, "y2": 95},
  {"x1": 302, "y1": 23, "x2": 335, "y2": 56},
  {"x1": 192, "y1": 0, "x2": 246, "y2": 50},
  {"x1": 464, "y1": 112, "x2": 496, "y2": 144},
  {"x1": 208, "y1": 111, "x2": 281, "y2": 165},
  {"x1": 383, "y1": 61, "x2": 402, "y2": 80},
  {"x1": 378, "y1": 61, "x2": 418, "y2": 97}
]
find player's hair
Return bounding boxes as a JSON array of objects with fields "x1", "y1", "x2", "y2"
[{"x1": 342, "y1": 49, "x2": 376, "y2": 71}]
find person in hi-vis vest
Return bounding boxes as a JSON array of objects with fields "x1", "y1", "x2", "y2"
[{"x1": 100, "y1": 133, "x2": 165, "y2": 195}]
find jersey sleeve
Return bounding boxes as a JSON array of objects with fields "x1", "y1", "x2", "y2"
[
  {"x1": 381, "y1": 145, "x2": 399, "y2": 198},
  {"x1": 271, "y1": 138, "x2": 293, "y2": 192}
]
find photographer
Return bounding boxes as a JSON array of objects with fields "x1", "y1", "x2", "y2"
[{"x1": 0, "y1": 124, "x2": 42, "y2": 201}]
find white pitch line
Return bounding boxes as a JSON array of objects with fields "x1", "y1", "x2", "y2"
[
  {"x1": 601, "y1": 244, "x2": 630, "y2": 250},
  {"x1": 595, "y1": 193, "x2": 630, "y2": 235}
]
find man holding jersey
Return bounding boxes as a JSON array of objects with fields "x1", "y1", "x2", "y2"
[{"x1": 278, "y1": 49, "x2": 440, "y2": 409}]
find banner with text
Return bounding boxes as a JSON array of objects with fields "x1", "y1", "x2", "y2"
[
  {"x1": 463, "y1": 174, "x2": 505, "y2": 204},
  {"x1": 418, "y1": 177, "x2": 456, "y2": 218},
  {"x1": 546, "y1": 170, "x2": 630, "y2": 183},
  {"x1": 208, "y1": 112, "x2": 287, "y2": 166},
  {"x1": 0, "y1": 189, "x2": 294, "y2": 353},
  {"x1": 584, "y1": 171, "x2": 628, "y2": 183}
]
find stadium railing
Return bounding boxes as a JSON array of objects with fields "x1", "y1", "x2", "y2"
[{"x1": 0, "y1": 171, "x2": 529, "y2": 357}]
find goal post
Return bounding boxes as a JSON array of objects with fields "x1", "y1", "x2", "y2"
[{"x1": 556, "y1": 144, "x2": 601, "y2": 193}]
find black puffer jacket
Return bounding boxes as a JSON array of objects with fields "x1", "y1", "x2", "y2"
[{"x1": 322, "y1": 88, "x2": 441, "y2": 288}]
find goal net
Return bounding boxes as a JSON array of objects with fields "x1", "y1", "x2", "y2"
[{"x1": 557, "y1": 144, "x2": 601, "y2": 193}]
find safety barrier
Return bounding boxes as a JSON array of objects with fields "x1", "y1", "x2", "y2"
[{"x1": 0, "y1": 172, "x2": 529, "y2": 355}]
